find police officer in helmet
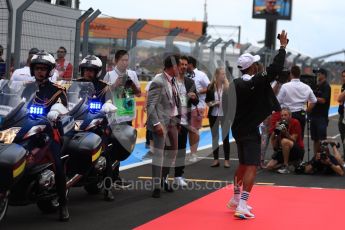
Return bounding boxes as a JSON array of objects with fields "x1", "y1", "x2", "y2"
[
  {"x1": 29, "y1": 51, "x2": 69, "y2": 221},
  {"x1": 78, "y1": 55, "x2": 116, "y2": 201}
]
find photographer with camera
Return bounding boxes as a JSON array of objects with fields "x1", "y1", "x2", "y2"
[
  {"x1": 103, "y1": 49, "x2": 141, "y2": 189},
  {"x1": 336, "y1": 70, "x2": 345, "y2": 159},
  {"x1": 296, "y1": 141, "x2": 344, "y2": 176},
  {"x1": 266, "y1": 108, "x2": 304, "y2": 173},
  {"x1": 309, "y1": 68, "x2": 331, "y2": 156},
  {"x1": 276, "y1": 66, "x2": 317, "y2": 137}
]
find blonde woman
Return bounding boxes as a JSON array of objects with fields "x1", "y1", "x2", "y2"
[{"x1": 205, "y1": 67, "x2": 231, "y2": 168}]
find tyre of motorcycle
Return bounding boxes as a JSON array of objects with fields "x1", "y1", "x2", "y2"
[
  {"x1": 109, "y1": 124, "x2": 137, "y2": 161},
  {"x1": 0, "y1": 143, "x2": 27, "y2": 192},
  {"x1": 0, "y1": 192, "x2": 9, "y2": 222},
  {"x1": 36, "y1": 198, "x2": 59, "y2": 214},
  {"x1": 65, "y1": 132, "x2": 102, "y2": 175}
]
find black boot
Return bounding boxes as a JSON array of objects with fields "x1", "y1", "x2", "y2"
[
  {"x1": 59, "y1": 203, "x2": 70, "y2": 222},
  {"x1": 161, "y1": 177, "x2": 174, "y2": 193},
  {"x1": 152, "y1": 188, "x2": 161, "y2": 198},
  {"x1": 104, "y1": 189, "x2": 115, "y2": 201}
]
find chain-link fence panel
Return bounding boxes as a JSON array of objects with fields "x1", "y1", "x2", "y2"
[
  {"x1": 18, "y1": 1, "x2": 80, "y2": 68},
  {"x1": 0, "y1": 0, "x2": 9, "y2": 77}
]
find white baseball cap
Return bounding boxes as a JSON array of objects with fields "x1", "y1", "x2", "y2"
[{"x1": 237, "y1": 53, "x2": 260, "y2": 70}]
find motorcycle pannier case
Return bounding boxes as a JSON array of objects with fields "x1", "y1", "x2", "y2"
[
  {"x1": 65, "y1": 132, "x2": 102, "y2": 174},
  {"x1": 0, "y1": 143, "x2": 27, "y2": 192}
]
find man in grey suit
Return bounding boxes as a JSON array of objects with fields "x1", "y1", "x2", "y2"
[{"x1": 147, "y1": 54, "x2": 181, "y2": 198}]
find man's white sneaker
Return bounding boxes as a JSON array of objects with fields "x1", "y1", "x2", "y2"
[
  {"x1": 234, "y1": 205, "x2": 255, "y2": 219},
  {"x1": 226, "y1": 198, "x2": 252, "y2": 211},
  {"x1": 188, "y1": 154, "x2": 198, "y2": 163},
  {"x1": 174, "y1": 177, "x2": 188, "y2": 187},
  {"x1": 277, "y1": 165, "x2": 290, "y2": 174}
]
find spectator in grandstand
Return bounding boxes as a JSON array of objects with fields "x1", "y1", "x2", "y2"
[
  {"x1": 187, "y1": 56, "x2": 210, "y2": 163},
  {"x1": 174, "y1": 55, "x2": 198, "y2": 186},
  {"x1": 103, "y1": 49, "x2": 141, "y2": 189},
  {"x1": 205, "y1": 67, "x2": 230, "y2": 168},
  {"x1": 277, "y1": 65, "x2": 317, "y2": 137},
  {"x1": 266, "y1": 108, "x2": 304, "y2": 173},
  {"x1": 337, "y1": 70, "x2": 345, "y2": 159},
  {"x1": 11, "y1": 48, "x2": 58, "y2": 82},
  {"x1": 260, "y1": 0, "x2": 279, "y2": 15},
  {"x1": 309, "y1": 68, "x2": 331, "y2": 156},
  {"x1": 55, "y1": 46, "x2": 73, "y2": 80}
]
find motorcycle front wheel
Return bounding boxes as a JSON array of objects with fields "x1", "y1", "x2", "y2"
[{"x1": 0, "y1": 192, "x2": 9, "y2": 222}]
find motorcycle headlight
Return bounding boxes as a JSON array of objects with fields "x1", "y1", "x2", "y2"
[
  {"x1": 23, "y1": 125, "x2": 46, "y2": 140},
  {"x1": 0, "y1": 127, "x2": 21, "y2": 144}
]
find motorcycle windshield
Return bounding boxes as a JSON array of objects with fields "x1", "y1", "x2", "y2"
[
  {"x1": 65, "y1": 81, "x2": 97, "y2": 111},
  {"x1": 0, "y1": 80, "x2": 38, "y2": 128},
  {"x1": 0, "y1": 80, "x2": 30, "y2": 117}
]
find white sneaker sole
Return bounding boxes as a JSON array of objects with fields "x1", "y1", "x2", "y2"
[{"x1": 234, "y1": 211, "x2": 255, "y2": 219}]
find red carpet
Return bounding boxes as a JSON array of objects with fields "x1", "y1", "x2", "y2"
[{"x1": 135, "y1": 185, "x2": 345, "y2": 230}]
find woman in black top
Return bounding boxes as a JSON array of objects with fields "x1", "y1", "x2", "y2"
[{"x1": 206, "y1": 67, "x2": 231, "y2": 168}]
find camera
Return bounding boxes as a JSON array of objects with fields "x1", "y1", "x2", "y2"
[
  {"x1": 274, "y1": 119, "x2": 289, "y2": 135},
  {"x1": 295, "y1": 161, "x2": 307, "y2": 174},
  {"x1": 276, "y1": 68, "x2": 290, "y2": 84},
  {"x1": 122, "y1": 74, "x2": 133, "y2": 88},
  {"x1": 320, "y1": 141, "x2": 331, "y2": 160},
  {"x1": 300, "y1": 74, "x2": 317, "y2": 92}
]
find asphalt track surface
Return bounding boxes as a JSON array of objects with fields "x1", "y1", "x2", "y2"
[{"x1": 1, "y1": 115, "x2": 344, "y2": 229}]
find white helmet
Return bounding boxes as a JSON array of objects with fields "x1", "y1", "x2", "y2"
[
  {"x1": 30, "y1": 51, "x2": 56, "y2": 77},
  {"x1": 79, "y1": 55, "x2": 103, "y2": 78}
]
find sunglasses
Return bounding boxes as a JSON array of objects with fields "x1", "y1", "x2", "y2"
[
  {"x1": 34, "y1": 66, "x2": 48, "y2": 71},
  {"x1": 268, "y1": 1, "x2": 277, "y2": 4}
]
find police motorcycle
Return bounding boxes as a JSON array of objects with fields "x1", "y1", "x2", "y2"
[
  {"x1": 0, "y1": 80, "x2": 60, "y2": 221},
  {"x1": 66, "y1": 78, "x2": 137, "y2": 195},
  {"x1": 0, "y1": 79, "x2": 103, "y2": 222},
  {"x1": 60, "y1": 81, "x2": 109, "y2": 195}
]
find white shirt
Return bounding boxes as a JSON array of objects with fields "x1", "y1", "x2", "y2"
[
  {"x1": 192, "y1": 68, "x2": 210, "y2": 109},
  {"x1": 176, "y1": 78, "x2": 188, "y2": 125},
  {"x1": 11, "y1": 66, "x2": 58, "y2": 83},
  {"x1": 211, "y1": 85, "x2": 224, "y2": 116},
  {"x1": 164, "y1": 72, "x2": 178, "y2": 117},
  {"x1": 277, "y1": 79, "x2": 317, "y2": 112},
  {"x1": 103, "y1": 67, "x2": 140, "y2": 88}
]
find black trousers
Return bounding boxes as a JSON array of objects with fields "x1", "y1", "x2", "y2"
[
  {"x1": 208, "y1": 116, "x2": 230, "y2": 160},
  {"x1": 292, "y1": 110, "x2": 306, "y2": 137},
  {"x1": 338, "y1": 115, "x2": 345, "y2": 158},
  {"x1": 113, "y1": 120, "x2": 133, "y2": 180},
  {"x1": 50, "y1": 140, "x2": 67, "y2": 205},
  {"x1": 174, "y1": 125, "x2": 189, "y2": 177}
]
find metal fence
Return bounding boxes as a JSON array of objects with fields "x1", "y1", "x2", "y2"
[
  {"x1": 0, "y1": 0, "x2": 11, "y2": 79},
  {"x1": 0, "y1": 0, "x2": 342, "y2": 82},
  {"x1": 15, "y1": 0, "x2": 80, "y2": 68}
]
